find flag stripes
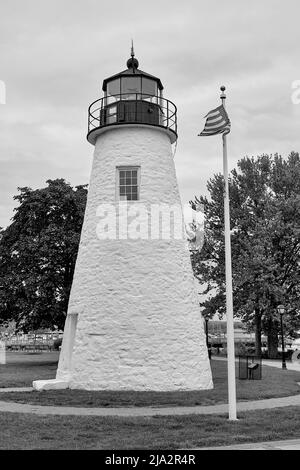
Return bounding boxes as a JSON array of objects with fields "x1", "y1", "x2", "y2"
[{"x1": 198, "y1": 104, "x2": 231, "y2": 136}]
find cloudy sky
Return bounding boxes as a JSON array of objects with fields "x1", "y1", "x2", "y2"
[{"x1": 0, "y1": 0, "x2": 299, "y2": 228}]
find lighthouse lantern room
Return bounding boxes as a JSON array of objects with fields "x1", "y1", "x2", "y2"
[{"x1": 87, "y1": 47, "x2": 177, "y2": 145}]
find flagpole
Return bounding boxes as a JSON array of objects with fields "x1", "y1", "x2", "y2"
[{"x1": 220, "y1": 86, "x2": 237, "y2": 421}]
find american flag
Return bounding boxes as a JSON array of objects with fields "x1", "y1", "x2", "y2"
[{"x1": 198, "y1": 104, "x2": 231, "y2": 136}]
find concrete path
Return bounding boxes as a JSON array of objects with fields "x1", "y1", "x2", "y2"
[
  {"x1": 0, "y1": 391, "x2": 300, "y2": 417},
  {"x1": 0, "y1": 387, "x2": 33, "y2": 393},
  {"x1": 263, "y1": 359, "x2": 300, "y2": 371},
  {"x1": 200, "y1": 438, "x2": 300, "y2": 450},
  {"x1": 214, "y1": 355, "x2": 300, "y2": 371}
]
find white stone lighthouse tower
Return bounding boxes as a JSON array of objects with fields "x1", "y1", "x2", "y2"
[{"x1": 34, "y1": 50, "x2": 213, "y2": 391}]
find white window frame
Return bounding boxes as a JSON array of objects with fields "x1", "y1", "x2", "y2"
[{"x1": 116, "y1": 166, "x2": 141, "y2": 202}]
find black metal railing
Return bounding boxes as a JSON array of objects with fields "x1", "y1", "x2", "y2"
[{"x1": 87, "y1": 93, "x2": 177, "y2": 140}]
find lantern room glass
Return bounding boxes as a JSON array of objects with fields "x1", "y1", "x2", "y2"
[
  {"x1": 121, "y1": 76, "x2": 141, "y2": 100},
  {"x1": 107, "y1": 79, "x2": 120, "y2": 98},
  {"x1": 106, "y1": 76, "x2": 159, "y2": 103},
  {"x1": 142, "y1": 78, "x2": 157, "y2": 98}
]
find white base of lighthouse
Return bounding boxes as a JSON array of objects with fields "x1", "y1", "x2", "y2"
[{"x1": 33, "y1": 126, "x2": 213, "y2": 392}]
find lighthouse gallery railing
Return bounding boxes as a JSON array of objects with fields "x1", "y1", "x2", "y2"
[{"x1": 88, "y1": 93, "x2": 177, "y2": 137}]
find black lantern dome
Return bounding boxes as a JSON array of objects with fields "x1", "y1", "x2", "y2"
[
  {"x1": 102, "y1": 52, "x2": 163, "y2": 96},
  {"x1": 87, "y1": 49, "x2": 177, "y2": 145},
  {"x1": 126, "y1": 56, "x2": 139, "y2": 69}
]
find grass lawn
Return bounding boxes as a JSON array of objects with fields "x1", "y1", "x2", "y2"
[
  {"x1": 0, "y1": 354, "x2": 300, "y2": 407},
  {"x1": 0, "y1": 351, "x2": 59, "y2": 388},
  {"x1": 0, "y1": 406, "x2": 300, "y2": 449},
  {"x1": 1, "y1": 353, "x2": 300, "y2": 449}
]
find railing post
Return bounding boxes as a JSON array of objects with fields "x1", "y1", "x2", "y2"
[
  {"x1": 167, "y1": 100, "x2": 169, "y2": 128},
  {"x1": 136, "y1": 93, "x2": 137, "y2": 122}
]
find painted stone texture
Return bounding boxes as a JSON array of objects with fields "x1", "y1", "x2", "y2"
[{"x1": 47, "y1": 125, "x2": 213, "y2": 391}]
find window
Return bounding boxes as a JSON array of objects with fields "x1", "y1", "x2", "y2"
[
  {"x1": 107, "y1": 105, "x2": 117, "y2": 124},
  {"x1": 118, "y1": 167, "x2": 140, "y2": 201},
  {"x1": 121, "y1": 77, "x2": 141, "y2": 100},
  {"x1": 142, "y1": 78, "x2": 157, "y2": 97},
  {"x1": 107, "y1": 79, "x2": 121, "y2": 97}
]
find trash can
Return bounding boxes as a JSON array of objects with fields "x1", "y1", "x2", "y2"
[{"x1": 239, "y1": 355, "x2": 262, "y2": 380}]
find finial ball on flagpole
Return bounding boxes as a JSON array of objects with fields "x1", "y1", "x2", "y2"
[{"x1": 220, "y1": 85, "x2": 226, "y2": 101}]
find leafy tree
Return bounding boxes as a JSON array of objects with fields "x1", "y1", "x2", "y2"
[
  {"x1": 191, "y1": 153, "x2": 300, "y2": 357},
  {"x1": 0, "y1": 179, "x2": 87, "y2": 332}
]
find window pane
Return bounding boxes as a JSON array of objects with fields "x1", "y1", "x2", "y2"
[
  {"x1": 108, "y1": 106, "x2": 116, "y2": 115},
  {"x1": 121, "y1": 77, "x2": 141, "y2": 95},
  {"x1": 142, "y1": 78, "x2": 157, "y2": 96},
  {"x1": 118, "y1": 167, "x2": 139, "y2": 201},
  {"x1": 107, "y1": 79, "x2": 120, "y2": 97},
  {"x1": 107, "y1": 114, "x2": 117, "y2": 124}
]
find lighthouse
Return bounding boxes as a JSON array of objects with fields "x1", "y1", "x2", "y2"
[{"x1": 33, "y1": 49, "x2": 213, "y2": 391}]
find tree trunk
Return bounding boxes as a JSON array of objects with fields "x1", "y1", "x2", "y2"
[
  {"x1": 254, "y1": 308, "x2": 262, "y2": 357},
  {"x1": 267, "y1": 317, "x2": 279, "y2": 359}
]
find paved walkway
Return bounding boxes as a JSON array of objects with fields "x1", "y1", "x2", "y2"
[
  {"x1": 0, "y1": 387, "x2": 33, "y2": 393},
  {"x1": 263, "y1": 360, "x2": 300, "y2": 371},
  {"x1": 0, "y1": 391, "x2": 300, "y2": 417},
  {"x1": 200, "y1": 438, "x2": 300, "y2": 450},
  {"x1": 214, "y1": 355, "x2": 300, "y2": 372}
]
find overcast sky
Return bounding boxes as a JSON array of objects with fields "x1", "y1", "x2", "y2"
[{"x1": 0, "y1": 0, "x2": 299, "y2": 228}]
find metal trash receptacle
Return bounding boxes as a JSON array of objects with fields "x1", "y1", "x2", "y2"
[{"x1": 239, "y1": 355, "x2": 262, "y2": 380}]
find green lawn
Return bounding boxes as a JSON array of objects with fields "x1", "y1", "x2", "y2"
[
  {"x1": 0, "y1": 406, "x2": 300, "y2": 449},
  {"x1": 0, "y1": 353, "x2": 300, "y2": 449},
  {"x1": 0, "y1": 354, "x2": 300, "y2": 407},
  {"x1": 0, "y1": 351, "x2": 59, "y2": 388}
]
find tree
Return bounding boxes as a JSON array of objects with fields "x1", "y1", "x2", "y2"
[
  {"x1": 0, "y1": 179, "x2": 87, "y2": 332},
  {"x1": 191, "y1": 153, "x2": 300, "y2": 357}
]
